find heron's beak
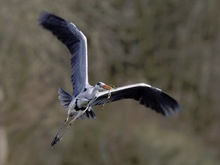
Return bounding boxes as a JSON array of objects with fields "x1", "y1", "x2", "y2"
[{"x1": 102, "y1": 84, "x2": 111, "y2": 90}]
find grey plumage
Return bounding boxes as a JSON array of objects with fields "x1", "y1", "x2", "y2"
[
  {"x1": 39, "y1": 11, "x2": 181, "y2": 148},
  {"x1": 92, "y1": 83, "x2": 181, "y2": 116},
  {"x1": 39, "y1": 12, "x2": 90, "y2": 97}
]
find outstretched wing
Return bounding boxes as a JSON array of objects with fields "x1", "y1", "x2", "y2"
[
  {"x1": 92, "y1": 83, "x2": 181, "y2": 116},
  {"x1": 39, "y1": 11, "x2": 90, "y2": 96}
]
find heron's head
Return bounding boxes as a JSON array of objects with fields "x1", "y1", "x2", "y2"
[{"x1": 95, "y1": 82, "x2": 111, "y2": 91}]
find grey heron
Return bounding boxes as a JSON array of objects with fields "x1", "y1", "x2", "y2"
[{"x1": 39, "y1": 11, "x2": 181, "y2": 148}]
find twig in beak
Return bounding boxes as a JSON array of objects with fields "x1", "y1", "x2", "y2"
[{"x1": 101, "y1": 84, "x2": 115, "y2": 110}]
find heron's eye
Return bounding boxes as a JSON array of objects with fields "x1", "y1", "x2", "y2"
[{"x1": 97, "y1": 82, "x2": 103, "y2": 86}]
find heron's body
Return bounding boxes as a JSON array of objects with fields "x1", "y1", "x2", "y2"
[
  {"x1": 58, "y1": 82, "x2": 110, "y2": 119},
  {"x1": 68, "y1": 86, "x2": 99, "y2": 117},
  {"x1": 69, "y1": 88, "x2": 95, "y2": 110},
  {"x1": 39, "y1": 11, "x2": 182, "y2": 148}
]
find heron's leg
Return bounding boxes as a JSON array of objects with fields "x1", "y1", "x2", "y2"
[
  {"x1": 51, "y1": 115, "x2": 69, "y2": 148},
  {"x1": 51, "y1": 109, "x2": 87, "y2": 148},
  {"x1": 54, "y1": 116, "x2": 69, "y2": 137},
  {"x1": 58, "y1": 109, "x2": 87, "y2": 139}
]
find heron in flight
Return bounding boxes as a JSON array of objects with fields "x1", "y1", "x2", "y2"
[{"x1": 39, "y1": 11, "x2": 181, "y2": 148}]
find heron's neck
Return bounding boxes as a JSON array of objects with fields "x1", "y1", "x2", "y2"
[{"x1": 91, "y1": 87, "x2": 99, "y2": 98}]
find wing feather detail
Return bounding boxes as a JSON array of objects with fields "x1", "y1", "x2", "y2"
[
  {"x1": 92, "y1": 83, "x2": 181, "y2": 116},
  {"x1": 39, "y1": 12, "x2": 89, "y2": 96}
]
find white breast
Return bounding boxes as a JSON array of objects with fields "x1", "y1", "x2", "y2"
[{"x1": 77, "y1": 97, "x2": 90, "y2": 107}]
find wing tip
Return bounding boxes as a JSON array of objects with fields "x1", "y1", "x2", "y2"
[
  {"x1": 140, "y1": 86, "x2": 182, "y2": 116},
  {"x1": 165, "y1": 103, "x2": 182, "y2": 117},
  {"x1": 163, "y1": 101, "x2": 182, "y2": 117},
  {"x1": 38, "y1": 11, "x2": 50, "y2": 24},
  {"x1": 38, "y1": 11, "x2": 66, "y2": 27}
]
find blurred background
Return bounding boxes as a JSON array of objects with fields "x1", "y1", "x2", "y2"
[{"x1": 0, "y1": 0, "x2": 220, "y2": 164}]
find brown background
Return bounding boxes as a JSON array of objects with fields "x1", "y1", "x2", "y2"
[{"x1": 0, "y1": 0, "x2": 220, "y2": 165}]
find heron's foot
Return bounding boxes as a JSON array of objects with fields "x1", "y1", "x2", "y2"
[{"x1": 51, "y1": 135, "x2": 61, "y2": 148}]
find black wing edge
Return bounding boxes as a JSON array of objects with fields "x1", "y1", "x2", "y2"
[
  {"x1": 139, "y1": 87, "x2": 182, "y2": 116},
  {"x1": 92, "y1": 85, "x2": 182, "y2": 116},
  {"x1": 38, "y1": 11, "x2": 80, "y2": 52},
  {"x1": 38, "y1": 11, "x2": 68, "y2": 32}
]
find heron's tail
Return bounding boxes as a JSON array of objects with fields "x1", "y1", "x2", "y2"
[
  {"x1": 82, "y1": 110, "x2": 96, "y2": 119},
  {"x1": 70, "y1": 110, "x2": 96, "y2": 120},
  {"x1": 58, "y1": 88, "x2": 72, "y2": 108}
]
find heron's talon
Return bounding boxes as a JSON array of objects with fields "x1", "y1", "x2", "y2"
[{"x1": 51, "y1": 136, "x2": 60, "y2": 148}]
